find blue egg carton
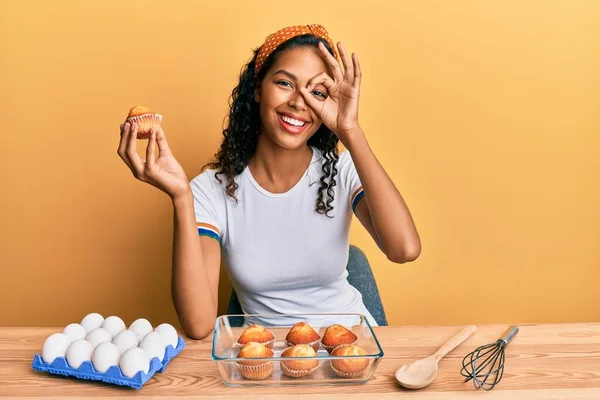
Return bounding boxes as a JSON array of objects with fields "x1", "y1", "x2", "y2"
[{"x1": 31, "y1": 336, "x2": 185, "y2": 389}]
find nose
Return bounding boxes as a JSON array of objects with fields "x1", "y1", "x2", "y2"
[{"x1": 288, "y1": 90, "x2": 307, "y2": 111}]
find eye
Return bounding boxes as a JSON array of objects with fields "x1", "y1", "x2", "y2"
[
  {"x1": 276, "y1": 80, "x2": 292, "y2": 88},
  {"x1": 312, "y1": 90, "x2": 327, "y2": 98}
]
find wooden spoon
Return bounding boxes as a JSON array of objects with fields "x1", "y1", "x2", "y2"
[{"x1": 395, "y1": 325, "x2": 478, "y2": 389}]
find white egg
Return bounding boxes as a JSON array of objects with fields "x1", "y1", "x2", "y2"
[
  {"x1": 154, "y1": 323, "x2": 178, "y2": 349},
  {"x1": 91, "y1": 342, "x2": 120, "y2": 373},
  {"x1": 119, "y1": 347, "x2": 150, "y2": 378},
  {"x1": 86, "y1": 328, "x2": 112, "y2": 348},
  {"x1": 80, "y1": 313, "x2": 104, "y2": 333},
  {"x1": 139, "y1": 331, "x2": 165, "y2": 362},
  {"x1": 129, "y1": 318, "x2": 153, "y2": 342},
  {"x1": 42, "y1": 333, "x2": 71, "y2": 364},
  {"x1": 63, "y1": 323, "x2": 87, "y2": 342},
  {"x1": 112, "y1": 330, "x2": 139, "y2": 355},
  {"x1": 101, "y1": 316, "x2": 126, "y2": 338},
  {"x1": 65, "y1": 339, "x2": 94, "y2": 369}
]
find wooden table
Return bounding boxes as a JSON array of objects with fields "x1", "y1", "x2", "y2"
[{"x1": 1, "y1": 324, "x2": 599, "y2": 399}]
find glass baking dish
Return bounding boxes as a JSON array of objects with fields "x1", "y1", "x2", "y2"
[{"x1": 212, "y1": 313, "x2": 384, "y2": 387}]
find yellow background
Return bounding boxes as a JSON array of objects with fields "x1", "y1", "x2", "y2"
[{"x1": 1, "y1": 0, "x2": 599, "y2": 328}]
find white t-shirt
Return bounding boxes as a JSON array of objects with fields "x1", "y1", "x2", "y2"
[{"x1": 189, "y1": 146, "x2": 376, "y2": 327}]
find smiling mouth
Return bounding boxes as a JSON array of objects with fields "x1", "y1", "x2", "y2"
[
  {"x1": 279, "y1": 114, "x2": 308, "y2": 127},
  {"x1": 277, "y1": 113, "x2": 311, "y2": 135}
]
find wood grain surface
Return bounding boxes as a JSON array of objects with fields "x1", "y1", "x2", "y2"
[{"x1": 1, "y1": 324, "x2": 599, "y2": 398}]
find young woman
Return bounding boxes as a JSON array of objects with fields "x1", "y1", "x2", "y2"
[{"x1": 117, "y1": 24, "x2": 420, "y2": 339}]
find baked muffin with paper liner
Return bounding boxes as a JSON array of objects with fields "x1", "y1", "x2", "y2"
[
  {"x1": 285, "y1": 322, "x2": 321, "y2": 352},
  {"x1": 236, "y1": 342, "x2": 274, "y2": 380},
  {"x1": 321, "y1": 324, "x2": 357, "y2": 354},
  {"x1": 280, "y1": 344, "x2": 319, "y2": 378},
  {"x1": 330, "y1": 344, "x2": 369, "y2": 378},
  {"x1": 235, "y1": 325, "x2": 275, "y2": 349},
  {"x1": 125, "y1": 106, "x2": 162, "y2": 139}
]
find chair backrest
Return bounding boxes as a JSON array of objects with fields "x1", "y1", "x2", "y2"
[
  {"x1": 226, "y1": 245, "x2": 388, "y2": 327},
  {"x1": 346, "y1": 245, "x2": 388, "y2": 326}
]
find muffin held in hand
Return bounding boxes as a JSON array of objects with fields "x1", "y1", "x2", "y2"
[
  {"x1": 236, "y1": 325, "x2": 275, "y2": 349},
  {"x1": 125, "y1": 106, "x2": 163, "y2": 139},
  {"x1": 280, "y1": 344, "x2": 319, "y2": 378},
  {"x1": 286, "y1": 322, "x2": 321, "y2": 352},
  {"x1": 236, "y1": 342, "x2": 274, "y2": 380},
  {"x1": 321, "y1": 324, "x2": 358, "y2": 354},
  {"x1": 330, "y1": 344, "x2": 370, "y2": 378}
]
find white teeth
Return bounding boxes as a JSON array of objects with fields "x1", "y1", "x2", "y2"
[{"x1": 281, "y1": 115, "x2": 306, "y2": 127}]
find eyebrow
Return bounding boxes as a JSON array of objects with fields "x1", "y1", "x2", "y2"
[{"x1": 272, "y1": 69, "x2": 297, "y2": 80}]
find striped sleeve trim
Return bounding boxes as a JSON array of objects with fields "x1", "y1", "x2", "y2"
[
  {"x1": 351, "y1": 186, "x2": 365, "y2": 213},
  {"x1": 197, "y1": 222, "x2": 221, "y2": 242}
]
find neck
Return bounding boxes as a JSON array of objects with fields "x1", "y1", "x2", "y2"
[{"x1": 248, "y1": 135, "x2": 313, "y2": 193}]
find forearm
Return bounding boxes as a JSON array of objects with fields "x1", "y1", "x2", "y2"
[
  {"x1": 346, "y1": 130, "x2": 421, "y2": 260},
  {"x1": 171, "y1": 190, "x2": 217, "y2": 339}
]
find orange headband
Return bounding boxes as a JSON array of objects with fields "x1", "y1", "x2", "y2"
[{"x1": 255, "y1": 24, "x2": 338, "y2": 74}]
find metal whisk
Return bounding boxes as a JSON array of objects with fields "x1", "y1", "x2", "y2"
[{"x1": 460, "y1": 325, "x2": 519, "y2": 390}]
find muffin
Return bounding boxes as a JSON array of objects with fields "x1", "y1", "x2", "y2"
[
  {"x1": 286, "y1": 322, "x2": 321, "y2": 352},
  {"x1": 330, "y1": 344, "x2": 369, "y2": 378},
  {"x1": 280, "y1": 344, "x2": 319, "y2": 378},
  {"x1": 236, "y1": 342, "x2": 274, "y2": 380},
  {"x1": 235, "y1": 325, "x2": 275, "y2": 349},
  {"x1": 125, "y1": 106, "x2": 163, "y2": 139},
  {"x1": 321, "y1": 324, "x2": 357, "y2": 354}
]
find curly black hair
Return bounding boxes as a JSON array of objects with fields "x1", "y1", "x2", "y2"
[{"x1": 203, "y1": 34, "x2": 340, "y2": 217}]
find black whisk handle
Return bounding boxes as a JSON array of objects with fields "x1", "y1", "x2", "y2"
[{"x1": 500, "y1": 325, "x2": 519, "y2": 345}]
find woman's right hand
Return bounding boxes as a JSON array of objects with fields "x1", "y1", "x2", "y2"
[{"x1": 117, "y1": 122, "x2": 190, "y2": 199}]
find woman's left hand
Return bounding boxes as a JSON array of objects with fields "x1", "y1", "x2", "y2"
[{"x1": 300, "y1": 41, "x2": 363, "y2": 146}]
